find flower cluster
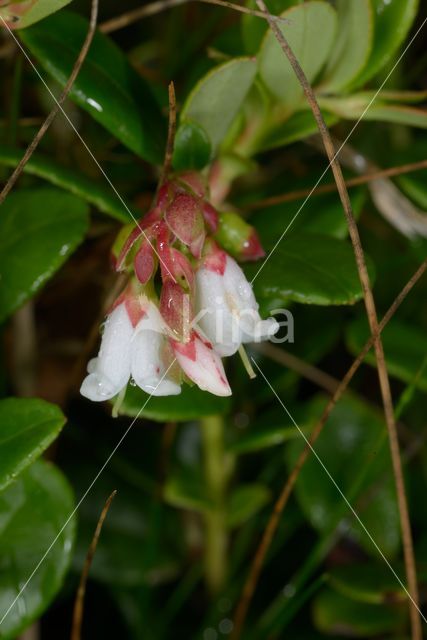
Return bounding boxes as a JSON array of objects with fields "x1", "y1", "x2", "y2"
[{"x1": 80, "y1": 173, "x2": 278, "y2": 402}]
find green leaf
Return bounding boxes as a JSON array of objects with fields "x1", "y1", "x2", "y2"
[
  {"x1": 246, "y1": 233, "x2": 373, "y2": 307},
  {"x1": 118, "y1": 383, "x2": 232, "y2": 422},
  {"x1": 256, "y1": 109, "x2": 338, "y2": 152},
  {"x1": 20, "y1": 11, "x2": 166, "y2": 163},
  {"x1": 320, "y1": 0, "x2": 373, "y2": 92},
  {"x1": 180, "y1": 58, "x2": 257, "y2": 153},
  {"x1": 164, "y1": 476, "x2": 213, "y2": 514},
  {"x1": 229, "y1": 425, "x2": 298, "y2": 454},
  {"x1": 0, "y1": 460, "x2": 75, "y2": 639},
  {"x1": 346, "y1": 316, "x2": 427, "y2": 391},
  {"x1": 0, "y1": 146, "x2": 135, "y2": 223},
  {"x1": 287, "y1": 394, "x2": 400, "y2": 558},
  {"x1": 0, "y1": 187, "x2": 89, "y2": 323},
  {"x1": 13, "y1": 0, "x2": 72, "y2": 29},
  {"x1": 172, "y1": 120, "x2": 212, "y2": 171},
  {"x1": 241, "y1": 0, "x2": 299, "y2": 55},
  {"x1": 0, "y1": 398, "x2": 65, "y2": 492},
  {"x1": 227, "y1": 484, "x2": 270, "y2": 528},
  {"x1": 258, "y1": 2, "x2": 337, "y2": 111},
  {"x1": 250, "y1": 188, "x2": 366, "y2": 243},
  {"x1": 320, "y1": 94, "x2": 427, "y2": 129},
  {"x1": 328, "y1": 562, "x2": 407, "y2": 605},
  {"x1": 312, "y1": 587, "x2": 406, "y2": 636},
  {"x1": 350, "y1": 0, "x2": 420, "y2": 89}
]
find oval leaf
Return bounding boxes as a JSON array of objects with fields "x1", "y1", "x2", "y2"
[
  {"x1": 181, "y1": 57, "x2": 257, "y2": 152},
  {"x1": 20, "y1": 11, "x2": 166, "y2": 163},
  {"x1": 258, "y1": 2, "x2": 337, "y2": 111},
  {"x1": 246, "y1": 233, "x2": 374, "y2": 307},
  {"x1": 0, "y1": 187, "x2": 89, "y2": 323},
  {"x1": 0, "y1": 460, "x2": 75, "y2": 639},
  {"x1": 11, "y1": 0, "x2": 72, "y2": 29},
  {"x1": 320, "y1": 0, "x2": 373, "y2": 92},
  {"x1": 0, "y1": 397, "x2": 65, "y2": 492},
  {"x1": 172, "y1": 120, "x2": 212, "y2": 171}
]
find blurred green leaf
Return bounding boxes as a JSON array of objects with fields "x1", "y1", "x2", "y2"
[
  {"x1": 312, "y1": 587, "x2": 406, "y2": 636},
  {"x1": 241, "y1": 0, "x2": 298, "y2": 55},
  {"x1": 321, "y1": 0, "x2": 373, "y2": 92},
  {"x1": 257, "y1": 109, "x2": 338, "y2": 151},
  {"x1": 346, "y1": 316, "x2": 427, "y2": 391},
  {"x1": 20, "y1": 11, "x2": 166, "y2": 163},
  {"x1": 118, "y1": 383, "x2": 232, "y2": 422},
  {"x1": 321, "y1": 94, "x2": 427, "y2": 129},
  {"x1": 0, "y1": 397, "x2": 65, "y2": 492},
  {"x1": 0, "y1": 146, "x2": 135, "y2": 223},
  {"x1": 0, "y1": 460, "x2": 75, "y2": 639},
  {"x1": 349, "y1": 0, "x2": 420, "y2": 89},
  {"x1": 327, "y1": 562, "x2": 407, "y2": 605},
  {"x1": 13, "y1": 0, "x2": 72, "y2": 29},
  {"x1": 247, "y1": 233, "x2": 374, "y2": 307},
  {"x1": 258, "y1": 2, "x2": 337, "y2": 111},
  {"x1": 172, "y1": 120, "x2": 212, "y2": 170},
  {"x1": 229, "y1": 425, "x2": 299, "y2": 454},
  {"x1": 0, "y1": 187, "x2": 89, "y2": 323},
  {"x1": 227, "y1": 483, "x2": 270, "y2": 528},
  {"x1": 163, "y1": 476, "x2": 213, "y2": 514},
  {"x1": 287, "y1": 394, "x2": 400, "y2": 558},
  {"x1": 181, "y1": 58, "x2": 257, "y2": 153}
]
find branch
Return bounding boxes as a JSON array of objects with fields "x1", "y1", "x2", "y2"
[
  {"x1": 0, "y1": 0, "x2": 99, "y2": 206},
  {"x1": 100, "y1": 0, "x2": 288, "y2": 34},
  {"x1": 159, "y1": 82, "x2": 177, "y2": 188},
  {"x1": 70, "y1": 491, "x2": 117, "y2": 640},
  {"x1": 247, "y1": 3, "x2": 424, "y2": 639},
  {"x1": 247, "y1": 157, "x2": 427, "y2": 210},
  {"x1": 232, "y1": 258, "x2": 427, "y2": 639}
]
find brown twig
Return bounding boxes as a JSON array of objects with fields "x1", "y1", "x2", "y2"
[
  {"x1": 159, "y1": 82, "x2": 177, "y2": 188},
  {"x1": 232, "y1": 257, "x2": 427, "y2": 639},
  {"x1": 253, "y1": 343, "x2": 340, "y2": 395},
  {"x1": 99, "y1": 0, "x2": 288, "y2": 34},
  {"x1": 0, "y1": 0, "x2": 99, "y2": 206},
  {"x1": 70, "y1": 490, "x2": 117, "y2": 640},
  {"x1": 247, "y1": 158, "x2": 427, "y2": 210},
  {"x1": 242, "y1": 3, "x2": 424, "y2": 639}
]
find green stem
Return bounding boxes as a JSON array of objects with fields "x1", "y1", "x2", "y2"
[
  {"x1": 202, "y1": 415, "x2": 229, "y2": 594},
  {"x1": 8, "y1": 54, "x2": 23, "y2": 147}
]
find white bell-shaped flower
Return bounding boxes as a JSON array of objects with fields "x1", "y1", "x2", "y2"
[
  {"x1": 80, "y1": 302, "x2": 134, "y2": 401},
  {"x1": 196, "y1": 252, "x2": 279, "y2": 357}
]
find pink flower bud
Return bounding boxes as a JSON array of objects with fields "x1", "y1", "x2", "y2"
[{"x1": 165, "y1": 193, "x2": 206, "y2": 258}]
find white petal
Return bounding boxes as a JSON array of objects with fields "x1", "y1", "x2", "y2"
[
  {"x1": 242, "y1": 317, "x2": 280, "y2": 343},
  {"x1": 131, "y1": 329, "x2": 181, "y2": 396},
  {"x1": 80, "y1": 303, "x2": 132, "y2": 401},
  {"x1": 173, "y1": 334, "x2": 231, "y2": 397}
]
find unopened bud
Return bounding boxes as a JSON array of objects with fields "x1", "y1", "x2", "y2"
[{"x1": 214, "y1": 211, "x2": 265, "y2": 262}]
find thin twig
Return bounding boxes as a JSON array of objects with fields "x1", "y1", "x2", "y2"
[
  {"x1": 232, "y1": 258, "x2": 427, "y2": 639},
  {"x1": 159, "y1": 82, "x2": 177, "y2": 187},
  {"x1": 244, "y1": 3, "x2": 424, "y2": 639},
  {"x1": 0, "y1": 0, "x2": 99, "y2": 206},
  {"x1": 70, "y1": 491, "x2": 117, "y2": 640},
  {"x1": 254, "y1": 343, "x2": 340, "y2": 395},
  {"x1": 100, "y1": 0, "x2": 289, "y2": 34},
  {"x1": 247, "y1": 158, "x2": 427, "y2": 210}
]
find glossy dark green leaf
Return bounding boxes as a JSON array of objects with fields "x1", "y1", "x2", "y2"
[
  {"x1": 20, "y1": 11, "x2": 166, "y2": 163},
  {"x1": 172, "y1": 120, "x2": 212, "y2": 170},
  {"x1": 0, "y1": 187, "x2": 89, "y2": 323},
  {"x1": 250, "y1": 188, "x2": 366, "y2": 244},
  {"x1": 328, "y1": 562, "x2": 407, "y2": 605},
  {"x1": 0, "y1": 146, "x2": 135, "y2": 223},
  {"x1": 227, "y1": 484, "x2": 270, "y2": 528},
  {"x1": 312, "y1": 587, "x2": 406, "y2": 636},
  {"x1": 346, "y1": 316, "x2": 427, "y2": 391},
  {"x1": 180, "y1": 58, "x2": 257, "y2": 153},
  {"x1": 258, "y1": 2, "x2": 337, "y2": 111},
  {"x1": 350, "y1": 0, "x2": 419, "y2": 89},
  {"x1": 321, "y1": 0, "x2": 373, "y2": 91},
  {"x1": 118, "y1": 383, "x2": 232, "y2": 422},
  {"x1": 0, "y1": 397, "x2": 65, "y2": 492},
  {"x1": 287, "y1": 394, "x2": 400, "y2": 558},
  {"x1": 246, "y1": 233, "x2": 373, "y2": 307},
  {"x1": 0, "y1": 460, "x2": 75, "y2": 639}
]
